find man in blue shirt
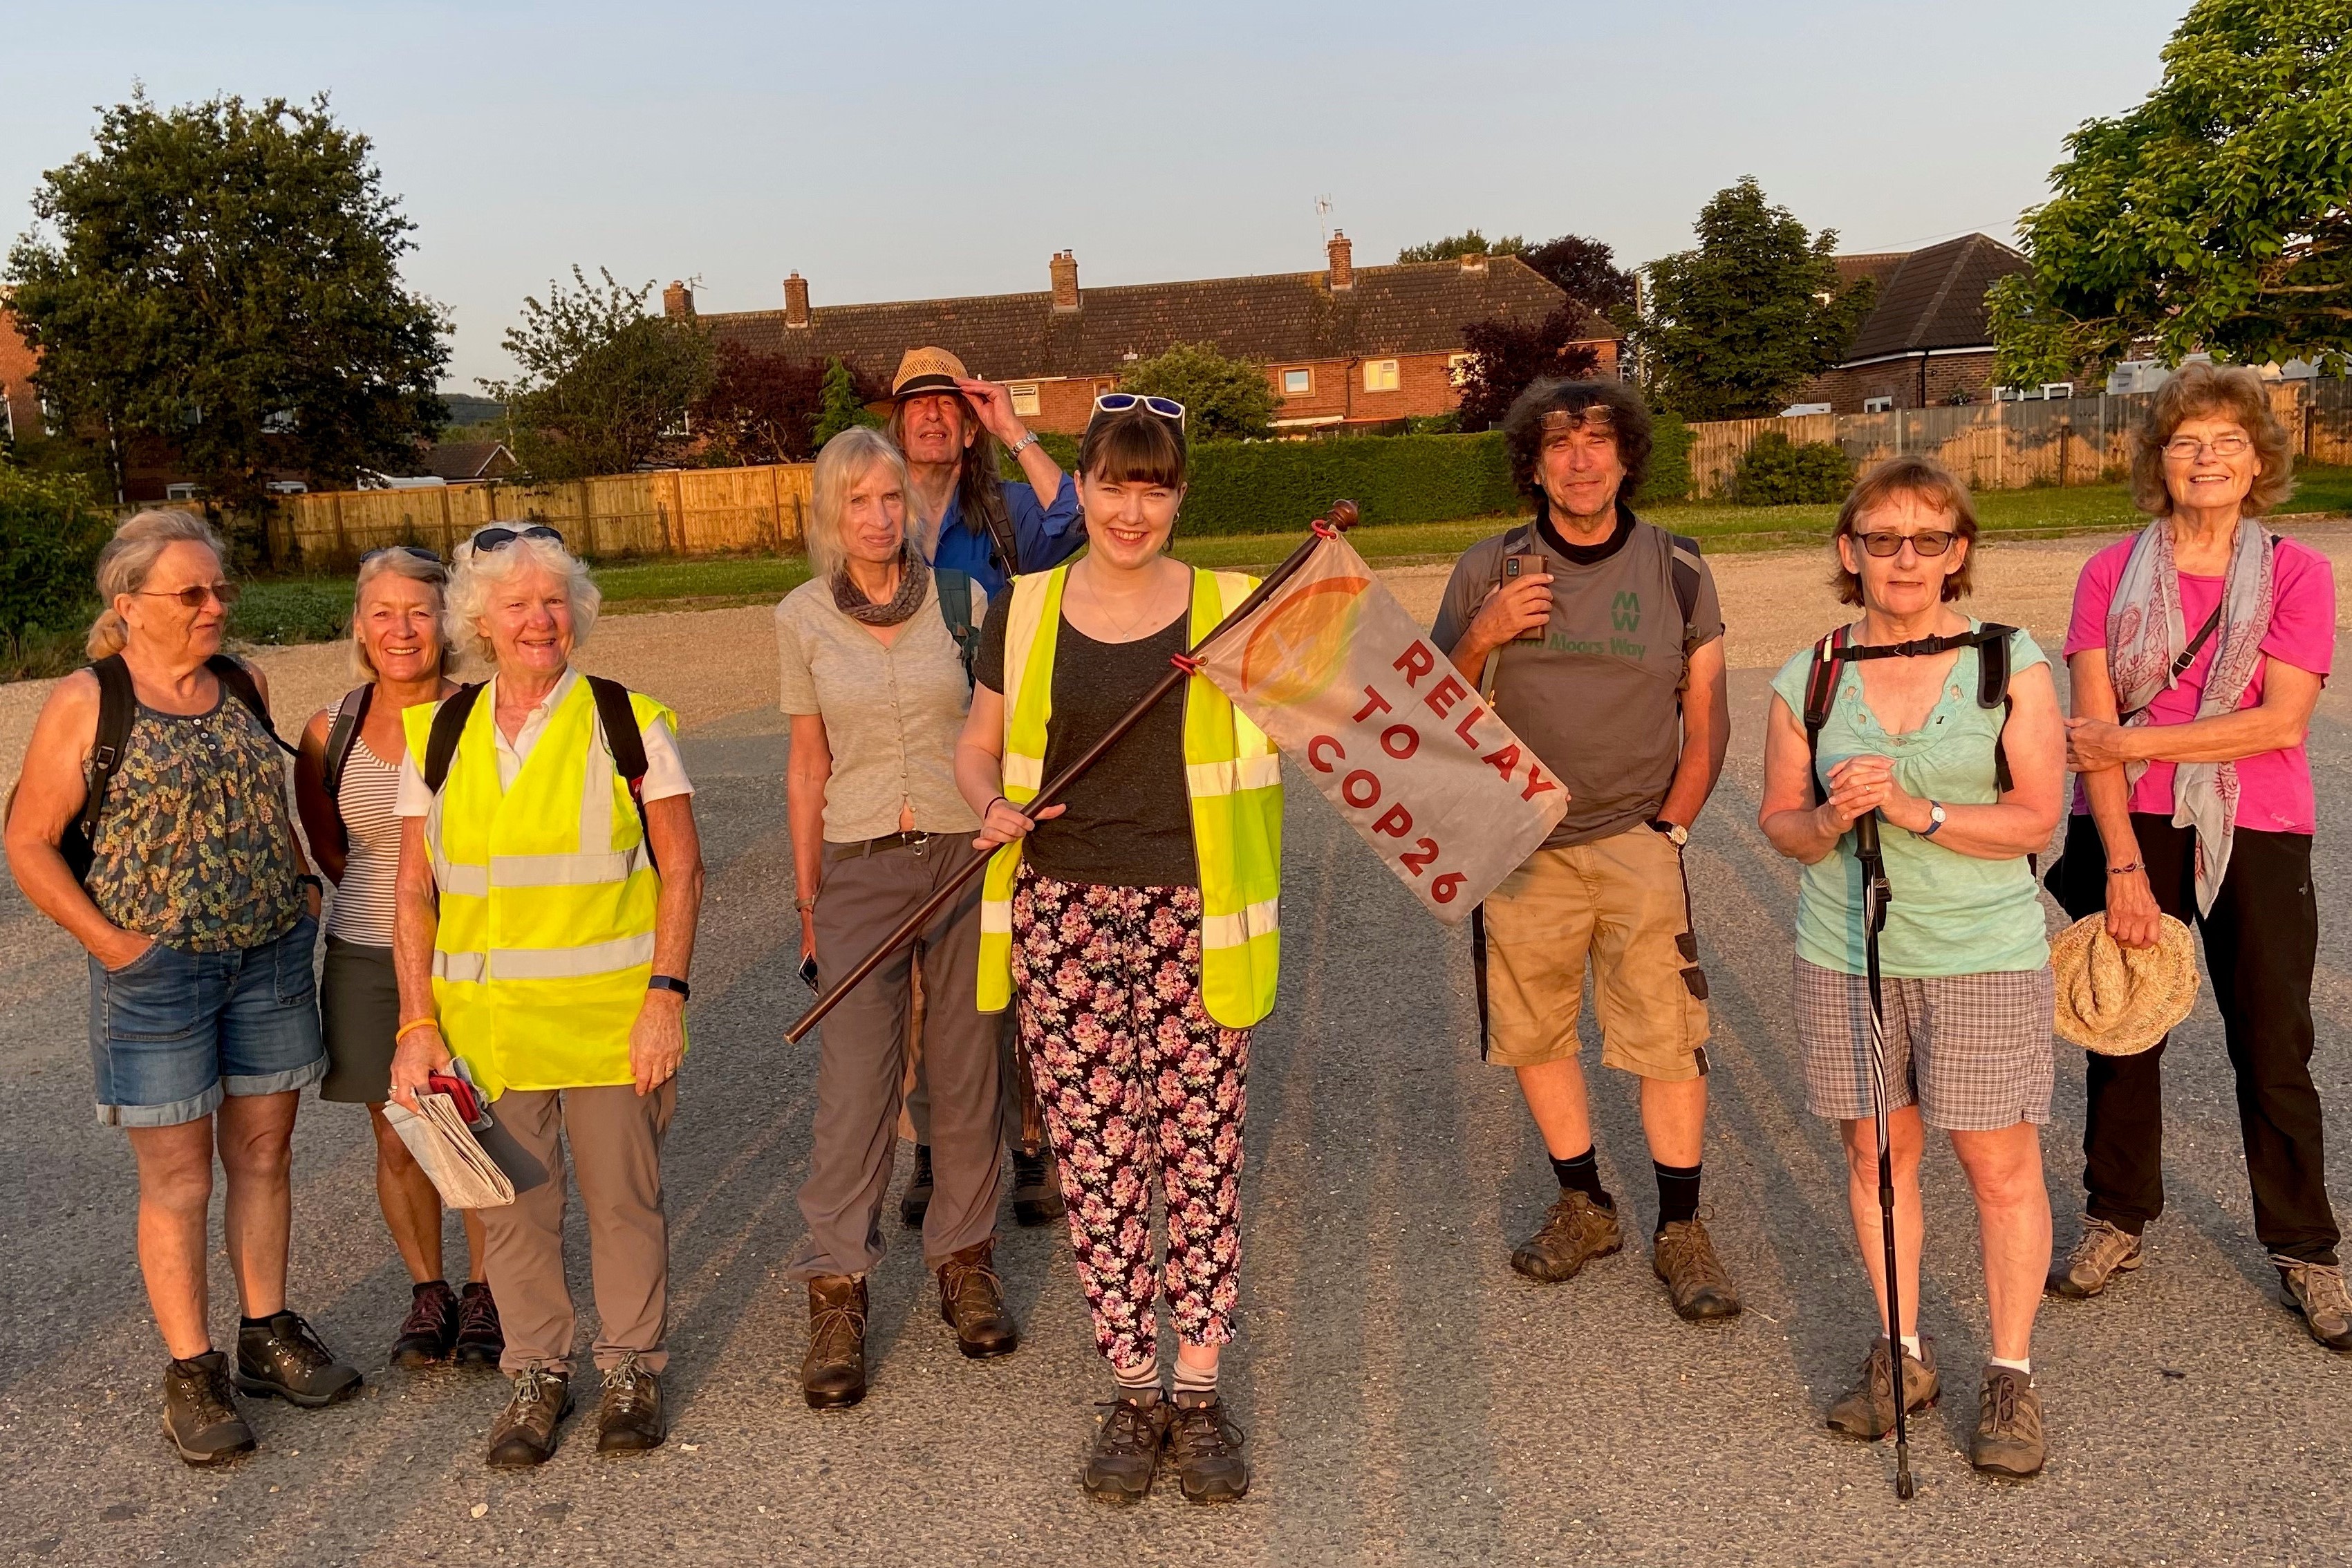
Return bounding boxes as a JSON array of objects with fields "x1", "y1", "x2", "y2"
[{"x1": 877, "y1": 346, "x2": 1083, "y2": 598}]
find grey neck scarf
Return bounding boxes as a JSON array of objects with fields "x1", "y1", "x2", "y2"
[
  {"x1": 832, "y1": 545, "x2": 931, "y2": 628},
  {"x1": 2104, "y1": 514, "x2": 2276, "y2": 913}
]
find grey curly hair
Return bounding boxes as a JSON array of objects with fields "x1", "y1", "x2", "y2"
[{"x1": 443, "y1": 528, "x2": 601, "y2": 665}]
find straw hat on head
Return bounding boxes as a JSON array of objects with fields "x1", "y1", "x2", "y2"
[
  {"x1": 869, "y1": 346, "x2": 973, "y2": 414},
  {"x1": 2049, "y1": 911, "x2": 2200, "y2": 1056}
]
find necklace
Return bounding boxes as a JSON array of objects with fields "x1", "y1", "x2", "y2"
[{"x1": 1076, "y1": 562, "x2": 1176, "y2": 643}]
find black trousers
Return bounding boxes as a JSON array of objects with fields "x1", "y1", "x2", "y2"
[{"x1": 2054, "y1": 813, "x2": 2340, "y2": 1264}]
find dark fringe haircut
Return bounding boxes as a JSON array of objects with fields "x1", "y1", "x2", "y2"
[
  {"x1": 1499, "y1": 377, "x2": 1654, "y2": 505},
  {"x1": 1077, "y1": 406, "x2": 1188, "y2": 488}
]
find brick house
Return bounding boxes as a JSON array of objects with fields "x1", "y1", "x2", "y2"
[
  {"x1": 0, "y1": 303, "x2": 43, "y2": 446},
  {"x1": 676, "y1": 234, "x2": 1618, "y2": 435},
  {"x1": 1795, "y1": 234, "x2": 2031, "y2": 413}
]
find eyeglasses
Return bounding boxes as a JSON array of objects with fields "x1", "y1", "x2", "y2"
[
  {"x1": 2163, "y1": 433, "x2": 2251, "y2": 460},
  {"x1": 1092, "y1": 393, "x2": 1186, "y2": 422},
  {"x1": 469, "y1": 524, "x2": 565, "y2": 552},
  {"x1": 138, "y1": 581, "x2": 243, "y2": 610},
  {"x1": 361, "y1": 545, "x2": 443, "y2": 566},
  {"x1": 1853, "y1": 530, "x2": 1957, "y2": 558}
]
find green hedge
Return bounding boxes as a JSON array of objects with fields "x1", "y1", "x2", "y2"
[{"x1": 1002, "y1": 418, "x2": 1692, "y2": 535}]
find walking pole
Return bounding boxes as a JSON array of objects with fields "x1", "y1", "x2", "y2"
[
  {"x1": 1853, "y1": 807, "x2": 1916, "y2": 1500},
  {"x1": 783, "y1": 499, "x2": 1361, "y2": 1046}
]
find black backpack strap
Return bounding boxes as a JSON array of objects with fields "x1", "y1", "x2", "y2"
[
  {"x1": 586, "y1": 675, "x2": 657, "y2": 871},
  {"x1": 422, "y1": 683, "x2": 487, "y2": 794},
  {"x1": 321, "y1": 684, "x2": 374, "y2": 803},
  {"x1": 58, "y1": 654, "x2": 138, "y2": 881},
  {"x1": 1800, "y1": 628, "x2": 1846, "y2": 805},
  {"x1": 205, "y1": 654, "x2": 295, "y2": 756},
  {"x1": 1969, "y1": 624, "x2": 2019, "y2": 794},
  {"x1": 935, "y1": 569, "x2": 981, "y2": 689}
]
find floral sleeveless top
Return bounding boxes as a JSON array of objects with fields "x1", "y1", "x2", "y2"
[{"x1": 85, "y1": 679, "x2": 305, "y2": 952}]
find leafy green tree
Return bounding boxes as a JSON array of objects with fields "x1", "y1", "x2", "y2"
[
  {"x1": 1639, "y1": 178, "x2": 1876, "y2": 420},
  {"x1": 1991, "y1": 0, "x2": 2352, "y2": 383},
  {"x1": 1396, "y1": 229, "x2": 1528, "y2": 264},
  {"x1": 1120, "y1": 341, "x2": 1278, "y2": 441},
  {"x1": 0, "y1": 465, "x2": 110, "y2": 657},
  {"x1": 4, "y1": 91, "x2": 449, "y2": 529},
  {"x1": 483, "y1": 267, "x2": 714, "y2": 480},
  {"x1": 811, "y1": 357, "x2": 884, "y2": 449},
  {"x1": 1729, "y1": 431, "x2": 1855, "y2": 505}
]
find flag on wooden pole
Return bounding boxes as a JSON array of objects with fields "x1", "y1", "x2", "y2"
[{"x1": 1194, "y1": 529, "x2": 1566, "y2": 923}]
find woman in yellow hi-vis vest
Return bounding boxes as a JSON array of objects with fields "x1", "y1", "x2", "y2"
[
  {"x1": 386, "y1": 525, "x2": 704, "y2": 1471},
  {"x1": 955, "y1": 398, "x2": 1280, "y2": 1506}
]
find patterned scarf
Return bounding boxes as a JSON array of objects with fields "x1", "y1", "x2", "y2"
[
  {"x1": 2104, "y1": 516, "x2": 2275, "y2": 913},
  {"x1": 831, "y1": 544, "x2": 931, "y2": 627}
]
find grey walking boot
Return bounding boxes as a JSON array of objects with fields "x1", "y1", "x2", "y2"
[
  {"x1": 2275, "y1": 1257, "x2": 2352, "y2": 1353},
  {"x1": 2046, "y1": 1214, "x2": 2143, "y2": 1298}
]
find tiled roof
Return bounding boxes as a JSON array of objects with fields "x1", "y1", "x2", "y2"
[
  {"x1": 422, "y1": 440, "x2": 514, "y2": 480},
  {"x1": 1838, "y1": 234, "x2": 2029, "y2": 363},
  {"x1": 700, "y1": 256, "x2": 1606, "y2": 378},
  {"x1": 1833, "y1": 252, "x2": 1909, "y2": 292}
]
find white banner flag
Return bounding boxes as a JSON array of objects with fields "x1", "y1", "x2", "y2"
[{"x1": 1197, "y1": 531, "x2": 1567, "y2": 923}]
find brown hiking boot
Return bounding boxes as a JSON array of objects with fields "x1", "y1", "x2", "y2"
[
  {"x1": 1511, "y1": 1191, "x2": 1623, "y2": 1284},
  {"x1": 1011, "y1": 1149, "x2": 1066, "y2": 1228},
  {"x1": 485, "y1": 1367, "x2": 571, "y2": 1468},
  {"x1": 1652, "y1": 1215, "x2": 1742, "y2": 1320},
  {"x1": 937, "y1": 1239, "x2": 1019, "y2": 1359},
  {"x1": 2046, "y1": 1214, "x2": 2143, "y2": 1298},
  {"x1": 2275, "y1": 1257, "x2": 2352, "y2": 1353},
  {"x1": 803, "y1": 1275, "x2": 868, "y2": 1409},
  {"x1": 1166, "y1": 1394, "x2": 1249, "y2": 1504},
  {"x1": 1970, "y1": 1365, "x2": 2046, "y2": 1477},
  {"x1": 594, "y1": 1353, "x2": 664, "y2": 1453},
  {"x1": 1827, "y1": 1335, "x2": 1939, "y2": 1439},
  {"x1": 160, "y1": 1352, "x2": 255, "y2": 1466},
  {"x1": 1081, "y1": 1394, "x2": 1170, "y2": 1504}
]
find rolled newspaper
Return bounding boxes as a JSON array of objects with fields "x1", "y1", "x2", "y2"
[{"x1": 383, "y1": 1092, "x2": 517, "y2": 1210}]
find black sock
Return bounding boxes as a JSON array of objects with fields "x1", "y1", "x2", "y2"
[
  {"x1": 239, "y1": 1315, "x2": 272, "y2": 1330},
  {"x1": 1654, "y1": 1161, "x2": 1702, "y2": 1230},
  {"x1": 170, "y1": 1353, "x2": 214, "y2": 1374},
  {"x1": 1550, "y1": 1148, "x2": 1612, "y2": 1208},
  {"x1": 414, "y1": 1280, "x2": 448, "y2": 1298}
]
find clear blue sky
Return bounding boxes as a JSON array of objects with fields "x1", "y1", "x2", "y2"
[{"x1": 4, "y1": 1, "x2": 2183, "y2": 391}]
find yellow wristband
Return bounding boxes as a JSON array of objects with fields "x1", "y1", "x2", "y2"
[{"x1": 395, "y1": 1018, "x2": 442, "y2": 1043}]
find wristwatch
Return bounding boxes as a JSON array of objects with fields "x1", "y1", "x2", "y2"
[
  {"x1": 647, "y1": 974, "x2": 691, "y2": 1002},
  {"x1": 1651, "y1": 819, "x2": 1689, "y2": 848},
  {"x1": 1923, "y1": 801, "x2": 1948, "y2": 838},
  {"x1": 1005, "y1": 431, "x2": 1040, "y2": 458}
]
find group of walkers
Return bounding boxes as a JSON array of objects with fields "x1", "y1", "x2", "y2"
[{"x1": 6, "y1": 349, "x2": 2344, "y2": 1500}]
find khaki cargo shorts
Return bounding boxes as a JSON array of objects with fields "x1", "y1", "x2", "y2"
[{"x1": 1477, "y1": 824, "x2": 1710, "y2": 1081}]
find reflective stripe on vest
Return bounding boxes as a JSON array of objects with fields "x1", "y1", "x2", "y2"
[
  {"x1": 976, "y1": 566, "x2": 1282, "y2": 1028},
  {"x1": 402, "y1": 677, "x2": 678, "y2": 1098}
]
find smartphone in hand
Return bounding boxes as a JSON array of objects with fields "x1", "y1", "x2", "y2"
[
  {"x1": 799, "y1": 954, "x2": 820, "y2": 990},
  {"x1": 1502, "y1": 554, "x2": 1550, "y2": 642}
]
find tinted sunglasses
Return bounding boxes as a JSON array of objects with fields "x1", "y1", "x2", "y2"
[
  {"x1": 469, "y1": 524, "x2": 565, "y2": 552},
  {"x1": 1092, "y1": 393, "x2": 1186, "y2": 422},
  {"x1": 362, "y1": 545, "x2": 443, "y2": 565},
  {"x1": 138, "y1": 581, "x2": 243, "y2": 610},
  {"x1": 1853, "y1": 529, "x2": 1957, "y2": 558}
]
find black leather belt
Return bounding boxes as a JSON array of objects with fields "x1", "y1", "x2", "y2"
[{"x1": 838, "y1": 830, "x2": 940, "y2": 858}]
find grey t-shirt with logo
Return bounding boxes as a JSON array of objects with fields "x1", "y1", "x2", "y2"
[{"x1": 1430, "y1": 513, "x2": 1724, "y2": 849}]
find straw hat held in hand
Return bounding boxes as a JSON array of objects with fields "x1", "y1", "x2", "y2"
[{"x1": 2050, "y1": 911, "x2": 2199, "y2": 1056}]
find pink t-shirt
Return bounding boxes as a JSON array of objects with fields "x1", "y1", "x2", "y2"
[{"x1": 2063, "y1": 534, "x2": 2335, "y2": 834}]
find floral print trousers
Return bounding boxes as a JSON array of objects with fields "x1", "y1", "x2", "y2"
[{"x1": 1011, "y1": 868, "x2": 1249, "y2": 1367}]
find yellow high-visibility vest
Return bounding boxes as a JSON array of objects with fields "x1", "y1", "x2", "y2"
[
  {"x1": 403, "y1": 677, "x2": 680, "y2": 1098},
  {"x1": 978, "y1": 566, "x2": 1282, "y2": 1028}
]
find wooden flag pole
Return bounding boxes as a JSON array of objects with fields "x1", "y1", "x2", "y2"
[{"x1": 783, "y1": 499, "x2": 1359, "y2": 1045}]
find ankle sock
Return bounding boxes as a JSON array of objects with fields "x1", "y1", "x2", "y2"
[
  {"x1": 239, "y1": 1315, "x2": 272, "y2": 1331},
  {"x1": 170, "y1": 1353, "x2": 214, "y2": 1375},
  {"x1": 1988, "y1": 1354, "x2": 2032, "y2": 1378},
  {"x1": 414, "y1": 1280, "x2": 449, "y2": 1298},
  {"x1": 1550, "y1": 1148, "x2": 1612, "y2": 1208},
  {"x1": 1898, "y1": 1334, "x2": 1923, "y2": 1360},
  {"x1": 1112, "y1": 1355, "x2": 1161, "y2": 1402},
  {"x1": 1172, "y1": 1359, "x2": 1218, "y2": 1404},
  {"x1": 1654, "y1": 1160, "x2": 1702, "y2": 1229}
]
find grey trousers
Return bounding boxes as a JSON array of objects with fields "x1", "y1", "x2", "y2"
[
  {"x1": 480, "y1": 1079, "x2": 675, "y2": 1378},
  {"x1": 906, "y1": 1009, "x2": 1029, "y2": 1152},
  {"x1": 789, "y1": 837, "x2": 1002, "y2": 1280}
]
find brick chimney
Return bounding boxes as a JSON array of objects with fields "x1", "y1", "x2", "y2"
[
  {"x1": 1459, "y1": 251, "x2": 1488, "y2": 275},
  {"x1": 783, "y1": 271, "x2": 810, "y2": 328},
  {"x1": 1327, "y1": 231, "x2": 1354, "y2": 292},
  {"x1": 662, "y1": 280, "x2": 693, "y2": 319},
  {"x1": 1050, "y1": 250, "x2": 1080, "y2": 312}
]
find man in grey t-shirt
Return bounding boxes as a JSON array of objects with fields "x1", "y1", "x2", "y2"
[{"x1": 1432, "y1": 377, "x2": 1737, "y2": 1323}]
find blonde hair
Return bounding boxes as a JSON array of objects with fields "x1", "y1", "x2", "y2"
[
  {"x1": 349, "y1": 549, "x2": 456, "y2": 682},
  {"x1": 809, "y1": 427, "x2": 919, "y2": 578},
  {"x1": 2131, "y1": 361, "x2": 2296, "y2": 518},
  {"x1": 443, "y1": 528, "x2": 601, "y2": 666},
  {"x1": 86, "y1": 510, "x2": 226, "y2": 660},
  {"x1": 1831, "y1": 456, "x2": 1979, "y2": 606}
]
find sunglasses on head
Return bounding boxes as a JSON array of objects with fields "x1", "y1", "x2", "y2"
[
  {"x1": 138, "y1": 581, "x2": 243, "y2": 610},
  {"x1": 1853, "y1": 529, "x2": 1957, "y2": 558},
  {"x1": 469, "y1": 524, "x2": 565, "y2": 553},
  {"x1": 1092, "y1": 393, "x2": 1186, "y2": 423},
  {"x1": 361, "y1": 545, "x2": 443, "y2": 566}
]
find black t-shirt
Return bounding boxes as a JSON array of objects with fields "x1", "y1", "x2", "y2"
[{"x1": 976, "y1": 593, "x2": 1197, "y2": 888}]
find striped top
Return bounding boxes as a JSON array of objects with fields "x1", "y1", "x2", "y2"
[{"x1": 326, "y1": 689, "x2": 404, "y2": 946}]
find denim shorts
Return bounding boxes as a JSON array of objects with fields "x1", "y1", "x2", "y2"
[{"x1": 88, "y1": 913, "x2": 328, "y2": 1128}]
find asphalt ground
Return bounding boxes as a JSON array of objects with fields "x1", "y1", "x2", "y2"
[{"x1": 6, "y1": 533, "x2": 2352, "y2": 1566}]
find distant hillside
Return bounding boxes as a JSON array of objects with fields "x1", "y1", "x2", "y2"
[{"x1": 438, "y1": 393, "x2": 505, "y2": 427}]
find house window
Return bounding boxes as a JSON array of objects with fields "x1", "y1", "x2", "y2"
[
  {"x1": 1448, "y1": 354, "x2": 1474, "y2": 388},
  {"x1": 1092, "y1": 379, "x2": 1114, "y2": 397},
  {"x1": 2040, "y1": 382, "x2": 2075, "y2": 401},
  {"x1": 166, "y1": 483, "x2": 202, "y2": 502},
  {"x1": 1363, "y1": 359, "x2": 1401, "y2": 393},
  {"x1": 1280, "y1": 367, "x2": 1313, "y2": 397},
  {"x1": 1863, "y1": 396, "x2": 1894, "y2": 413},
  {"x1": 0, "y1": 395, "x2": 12, "y2": 442},
  {"x1": 1009, "y1": 384, "x2": 1040, "y2": 418}
]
